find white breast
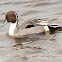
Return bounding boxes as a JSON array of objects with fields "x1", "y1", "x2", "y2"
[{"x1": 9, "y1": 22, "x2": 17, "y2": 36}]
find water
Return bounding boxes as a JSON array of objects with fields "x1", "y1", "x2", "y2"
[{"x1": 0, "y1": 0, "x2": 62, "y2": 62}]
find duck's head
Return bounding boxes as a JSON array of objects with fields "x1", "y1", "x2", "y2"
[{"x1": 1, "y1": 11, "x2": 18, "y2": 27}]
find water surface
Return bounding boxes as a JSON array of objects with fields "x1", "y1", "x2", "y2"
[{"x1": 0, "y1": 0, "x2": 62, "y2": 62}]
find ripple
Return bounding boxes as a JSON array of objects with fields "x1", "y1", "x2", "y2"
[
  {"x1": 33, "y1": 2, "x2": 57, "y2": 7},
  {"x1": 20, "y1": 10, "x2": 39, "y2": 16}
]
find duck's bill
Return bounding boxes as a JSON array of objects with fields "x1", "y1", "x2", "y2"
[{"x1": 1, "y1": 20, "x2": 8, "y2": 27}]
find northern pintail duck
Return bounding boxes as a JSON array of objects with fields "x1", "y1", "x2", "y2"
[
  {"x1": 1, "y1": 11, "x2": 62, "y2": 38},
  {"x1": 1, "y1": 11, "x2": 45, "y2": 38}
]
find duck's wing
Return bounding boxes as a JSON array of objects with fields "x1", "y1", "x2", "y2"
[
  {"x1": 19, "y1": 19, "x2": 40, "y2": 29},
  {"x1": 15, "y1": 26, "x2": 44, "y2": 38}
]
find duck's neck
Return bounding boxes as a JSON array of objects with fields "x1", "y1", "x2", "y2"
[{"x1": 9, "y1": 21, "x2": 18, "y2": 36}]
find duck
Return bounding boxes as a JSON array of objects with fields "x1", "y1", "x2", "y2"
[
  {"x1": 1, "y1": 11, "x2": 62, "y2": 38},
  {"x1": 1, "y1": 11, "x2": 45, "y2": 38}
]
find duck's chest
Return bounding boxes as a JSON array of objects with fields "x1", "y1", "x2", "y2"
[{"x1": 9, "y1": 23, "x2": 17, "y2": 36}]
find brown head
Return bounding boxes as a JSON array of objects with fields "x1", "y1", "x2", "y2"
[
  {"x1": 1, "y1": 11, "x2": 18, "y2": 27},
  {"x1": 6, "y1": 11, "x2": 18, "y2": 23}
]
